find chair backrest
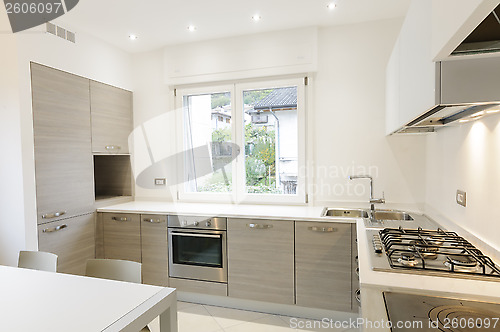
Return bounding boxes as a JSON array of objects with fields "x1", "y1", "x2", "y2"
[
  {"x1": 18, "y1": 251, "x2": 58, "y2": 272},
  {"x1": 85, "y1": 259, "x2": 142, "y2": 283}
]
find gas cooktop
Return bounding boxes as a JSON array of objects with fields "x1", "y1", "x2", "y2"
[
  {"x1": 384, "y1": 292, "x2": 500, "y2": 332},
  {"x1": 367, "y1": 227, "x2": 500, "y2": 281}
]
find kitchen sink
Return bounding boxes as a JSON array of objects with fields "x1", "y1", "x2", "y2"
[
  {"x1": 372, "y1": 210, "x2": 413, "y2": 221},
  {"x1": 322, "y1": 208, "x2": 369, "y2": 218}
]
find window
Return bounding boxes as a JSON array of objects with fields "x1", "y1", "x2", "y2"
[{"x1": 177, "y1": 78, "x2": 306, "y2": 203}]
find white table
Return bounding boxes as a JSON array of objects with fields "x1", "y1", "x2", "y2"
[{"x1": 0, "y1": 265, "x2": 178, "y2": 332}]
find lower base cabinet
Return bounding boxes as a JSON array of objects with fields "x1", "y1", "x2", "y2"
[
  {"x1": 38, "y1": 213, "x2": 95, "y2": 275},
  {"x1": 295, "y1": 221, "x2": 352, "y2": 312},
  {"x1": 141, "y1": 214, "x2": 168, "y2": 286},
  {"x1": 102, "y1": 213, "x2": 141, "y2": 262},
  {"x1": 227, "y1": 218, "x2": 294, "y2": 305}
]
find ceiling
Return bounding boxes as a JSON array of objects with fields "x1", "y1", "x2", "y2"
[{"x1": 55, "y1": 0, "x2": 411, "y2": 53}]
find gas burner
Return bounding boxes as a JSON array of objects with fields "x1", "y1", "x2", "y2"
[
  {"x1": 445, "y1": 254, "x2": 480, "y2": 273},
  {"x1": 408, "y1": 240, "x2": 439, "y2": 259},
  {"x1": 428, "y1": 305, "x2": 499, "y2": 331},
  {"x1": 398, "y1": 252, "x2": 418, "y2": 267}
]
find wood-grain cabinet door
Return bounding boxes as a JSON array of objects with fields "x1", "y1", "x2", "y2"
[
  {"x1": 90, "y1": 80, "x2": 133, "y2": 154},
  {"x1": 141, "y1": 214, "x2": 168, "y2": 286},
  {"x1": 102, "y1": 213, "x2": 141, "y2": 262},
  {"x1": 31, "y1": 63, "x2": 94, "y2": 224},
  {"x1": 38, "y1": 213, "x2": 96, "y2": 275},
  {"x1": 295, "y1": 221, "x2": 352, "y2": 311},
  {"x1": 228, "y1": 218, "x2": 294, "y2": 305}
]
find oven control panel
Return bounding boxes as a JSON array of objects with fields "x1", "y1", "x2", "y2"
[{"x1": 168, "y1": 215, "x2": 227, "y2": 230}]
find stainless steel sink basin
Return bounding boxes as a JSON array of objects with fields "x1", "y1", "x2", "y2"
[
  {"x1": 322, "y1": 208, "x2": 369, "y2": 218},
  {"x1": 372, "y1": 210, "x2": 413, "y2": 221}
]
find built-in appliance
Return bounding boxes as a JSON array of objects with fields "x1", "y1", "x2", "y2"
[
  {"x1": 383, "y1": 292, "x2": 500, "y2": 332},
  {"x1": 397, "y1": 56, "x2": 500, "y2": 134},
  {"x1": 367, "y1": 227, "x2": 500, "y2": 281},
  {"x1": 168, "y1": 215, "x2": 227, "y2": 283}
]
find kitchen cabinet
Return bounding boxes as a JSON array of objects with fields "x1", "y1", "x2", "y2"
[
  {"x1": 38, "y1": 213, "x2": 95, "y2": 275},
  {"x1": 102, "y1": 213, "x2": 141, "y2": 262},
  {"x1": 31, "y1": 62, "x2": 94, "y2": 224},
  {"x1": 295, "y1": 221, "x2": 352, "y2": 312},
  {"x1": 141, "y1": 214, "x2": 168, "y2": 286},
  {"x1": 227, "y1": 218, "x2": 294, "y2": 305},
  {"x1": 90, "y1": 80, "x2": 133, "y2": 154}
]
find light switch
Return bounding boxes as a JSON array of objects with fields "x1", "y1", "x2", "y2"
[
  {"x1": 155, "y1": 178, "x2": 166, "y2": 186},
  {"x1": 456, "y1": 190, "x2": 466, "y2": 207}
]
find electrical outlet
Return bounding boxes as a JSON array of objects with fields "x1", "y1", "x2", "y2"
[
  {"x1": 155, "y1": 178, "x2": 166, "y2": 186},
  {"x1": 456, "y1": 190, "x2": 466, "y2": 207}
]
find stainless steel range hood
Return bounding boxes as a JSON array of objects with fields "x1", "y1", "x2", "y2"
[{"x1": 397, "y1": 56, "x2": 500, "y2": 134}]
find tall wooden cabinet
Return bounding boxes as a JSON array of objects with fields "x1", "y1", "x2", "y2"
[
  {"x1": 31, "y1": 63, "x2": 95, "y2": 275},
  {"x1": 295, "y1": 221, "x2": 352, "y2": 311},
  {"x1": 90, "y1": 81, "x2": 133, "y2": 154},
  {"x1": 227, "y1": 218, "x2": 294, "y2": 305},
  {"x1": 31, "y1": 63, "x2": 94, "y2": 223}
]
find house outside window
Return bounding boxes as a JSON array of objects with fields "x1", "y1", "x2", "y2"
[{"x1": 176, "y1": 77, "x2": 306, "y2": 204}]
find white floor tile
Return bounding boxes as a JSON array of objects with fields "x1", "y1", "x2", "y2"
[
  {"x1": 177, "y1": 304, "x2": 223, "y2": 332},
  {"x1": 203, "y1": 305, "x2": 270, "y2": 329},
  {"x1": 177, "y1": 301, "x2": 200, "y2": 310}
]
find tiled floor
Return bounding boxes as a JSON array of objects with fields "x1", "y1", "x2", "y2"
[{"x1": 175, "y1": 301, "x2": 360, "y2": 332}]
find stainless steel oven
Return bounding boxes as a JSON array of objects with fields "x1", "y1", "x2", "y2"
[{"x1": 168, "y1": 216, "x2": 227, "y2": 283}]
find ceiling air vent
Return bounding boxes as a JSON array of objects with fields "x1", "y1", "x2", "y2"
[{"x1": 46, "y1": 22, "x2": 76, "y2": 44}]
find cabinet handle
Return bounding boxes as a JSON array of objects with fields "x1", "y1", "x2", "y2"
[
  {"x1": 308, "y1": 226, "x2": 337, "y2": 232},
  {"x1": 355, "y1": 267, "x2": 359, "y2": 277},
  {"x1": 112, "y1": 217, "x2": 129, "y2": 221},
  {"x1": 144, "y1": 218, "x2": 164, "y2": 223},
  {"x1": 43, "y1": 224, "x2": 68, "y2": 233},
  {"x1": 42, "y1": 211, "x2": 66, "y2": 219},
  {"x1": 170, "y1": 232, "x2": 221, "y2": 239},
  {"x1": 105, "y1": 145, "x2": 121, "y2": 151},
  {"x1": 355, "y1": 289, "x2": 361, "y2": 304},
  {"x1": 247, "y1": 223, "x2": 273, "y2": 229}
]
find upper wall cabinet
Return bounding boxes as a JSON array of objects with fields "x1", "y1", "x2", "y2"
[{"x1": 90, "y1": 81, "x2": 133, "y2": 154}]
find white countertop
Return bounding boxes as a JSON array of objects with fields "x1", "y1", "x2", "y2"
[
  {"x1": 97, "y1": 201, "x2": 348, "y2": 223},
  {"x1": 356, "y1": 221, "x2": 500, "y2": 332}
]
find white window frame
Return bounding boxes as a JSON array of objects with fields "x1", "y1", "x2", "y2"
[{"x1": 175, "y1": 77, "x2": 307, "y2": 205}]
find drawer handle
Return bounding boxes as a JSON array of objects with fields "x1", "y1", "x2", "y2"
[
  {"x1": 42, "y1": 211, "x2": 66, "y2": 219},
  {"x1": 144, "y1": 218, "x2": 164, "y2": 223},
  {"x1": 355, "y1": 289, "x2": 361, "y2": 304},
  {"x1": 308, "y1": 226, "x2": 337, "y2": 232},
  {"x1": 43, "y1": 224, "x2": 68, "y2": 233},
  {"x1": 247, "y1": 223, "x2": 273, "y2": 229},
  {"x1": 105, "y1": 145, "x2": 121, "y2": 151},
  {"x1": 112, "y1": 217, "x2": 129, "y2": 221},
  {"x1": 355, "y1": 267, "x2": 359, "y2": 277}
]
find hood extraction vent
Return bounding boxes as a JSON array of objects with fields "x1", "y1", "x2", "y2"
[{"x1": 452, "y1": 4, "x2": 500, "y2": 56}]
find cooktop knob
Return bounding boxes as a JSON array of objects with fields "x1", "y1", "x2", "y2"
[
  {"x1": 206, "y1": 221, "x2": 212, "y2": 227},
  {"x1": 193, "y1": 221, "x2": 199, "y2": 226}
]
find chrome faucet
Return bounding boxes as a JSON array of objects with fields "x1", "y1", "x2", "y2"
[{"x1": 349, "y1": 175, "x2": 385, "y2": 212}]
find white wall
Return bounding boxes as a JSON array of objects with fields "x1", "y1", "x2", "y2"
[
  {"x1": 312, "y1": 19, "x2": 427, "y2": 206},
  {"x1": 0, "y1": 10, "x2": 27, "y2": 266},
  {"x1": 426, "y1": 114, "x2": 500, "y2": 252},
  {"x1": 131, "y1": 19, "x2": 428, "y2": 207},
  {"x1": 0, "y1": 22, "x2": 133, "y2": 264}
]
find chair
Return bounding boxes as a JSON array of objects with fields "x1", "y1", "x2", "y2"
[
  {"x1": 18, "y1": 251, "x2": 58, "y2": 272},
  {"x1": 85, "y1": 259, "x2": 157, "y2": 332}
]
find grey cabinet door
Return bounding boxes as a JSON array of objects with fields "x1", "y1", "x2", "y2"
[
  {"x1": 228, "y1": 218, "x2": 294, "y2": 305},
  {"x1": 295, "y1": 221, "x2": 352, "y2": 311},
  {"x1": 102, "y1": 213, "x2": 141, "y2": 262},
  {"x1": 38, "y1": 213, "x2": 96, "y2": 276},
  {"x1": 141, "y1": 214, "x2": 168, "y2": 286},
  {"x1": 31, "y1": 63, "x2": 94, "y2": 224},
  {"x1": 90, "y1": 80, "x2": 133, "y2": 154}
]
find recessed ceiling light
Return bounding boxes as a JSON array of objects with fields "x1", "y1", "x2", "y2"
[
  {"x1": 486, "y1": 108, "x2": 500, "y2": 114},
  {"x1": 459, "y1": 118, "x2": 471, "y2": 123},
  {"x1": 187, "y1": 25, "x2": 197, "y2": 32},
  {"x1": 252, "y1": 15, "x2": 261, "y2": 22},
  {"x1": 470, "y1": 111, "x2": 485, "y2": 118},
  {"x1": 128, "y1": 34, "x2": 138, "y2": 40},
  {"x1": 327, "y1": 2, "x2": 336, "y2": 10}
]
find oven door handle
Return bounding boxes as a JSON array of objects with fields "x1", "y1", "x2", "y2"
[{"x1": 170, "y1": 232, "x2": 221, "y2": 239}]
